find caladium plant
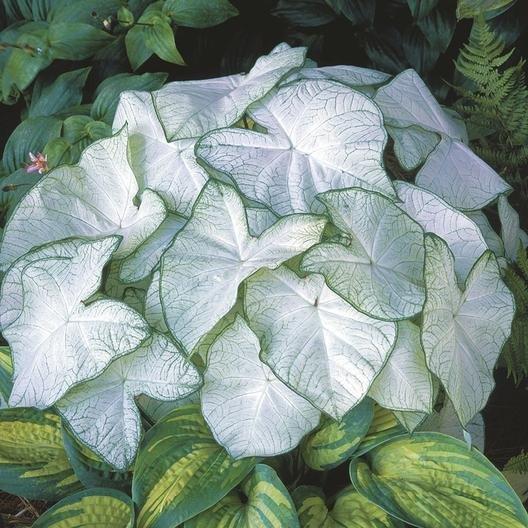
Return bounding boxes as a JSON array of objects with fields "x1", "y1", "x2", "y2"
[{"x1": 0, "y1": 42, "x2": 521, "y2": 484}]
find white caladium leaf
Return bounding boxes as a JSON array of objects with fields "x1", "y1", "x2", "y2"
[
  {"x1": 302, "y1": 188, "x2": 425, "y2": 320},
  {"x1": 374, "y1": 69, "x2": 467, "y2": 140},
  {"x1": 421, "y1": 235, "x2": 515, "y2": 425},
  {"x1": 144, "y1": 270, "x2": 168, "y2": 334},
  {"x1": 415, "y1": 137, "x2": 511, "y2": 210},
  {"x1": 388, "y1": 125, "x2": 439, "y2": 171},
  {"x1": 103, "y1": 261, "x2": 149, "y2": 313},
  {"x1": 0, "y1": 129, "x2": 167, "y2": 271},
  {"x1": 120, "y1": 214, "x2": 186, "y2": 283},
  {"x1": 369, "y1": 321, "x2": 434, "y2": 414},
  {"x1": 153, "y1": 43, "x2": 307, "y2": 141},
  {"x1": 201, "y1": 316, "x2": 320, "y2": 458},
  {"x1": 196, "y1": 79, "x2": 393, "y2": 216},
  {"x1": 160, "y1": 181, "x2": 326, "y2": 353},
  {"x1": 245, "y1": 266, "x2": 396, "y2": 419},
  {"x1": 3, "y1": 237, "x2": 150, "y2": 409},
  {"x1": 246, "y1": 207, "x2": 278, "y2": 236},
  {"x1": 498, "y1": 195, "x2": 528, "y2": 262},
  {"x1": 113, "y1": 90, "x2": 208, "y2": 216},
  {"x1": 466, "y1": 211, "x2": 505, "y2": 257},
  {"x1": 57, "y1": 332, "x2": 201, "y2": 470},
  {"x1": 395, "y1": 181, "x2": 487, "y2": 281}
]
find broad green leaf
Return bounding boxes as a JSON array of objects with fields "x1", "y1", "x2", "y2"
[
  {"x1": 374, "y1": 69, "x2": 467, "y2": 139},
  {"x1": 422, "y1": 235, "x2": 514, "y2": 425},
  {"x1": 125, "y1": 25, "x2": 154, "y2": 70},
  {"x1": 326, "y1": 0, "x2": 375, "y2": 25},
  {"x1": 369, "y1": 321, "x2": 434, "y2": 414},
  {"x1": 417, "y1": 4, "x2": 456, "y2": 52},
  {"x1": 49, "y1": 22, "x2": 114, "y2": 60},
  {"x1": 301, "y1": 398, "x2": 374, "y2": 471},
  {"x1": 202, "y1": 317, "x2": 320, "y2": 458},
  {"x1": 3, "y1": 115, "x2": 62, "y2": 173},
  {"x1": 48, "y1": 0, "x2": 121, "y2": 25},
  {"x1": 302, "y1": 188, "x2": 425, "y2": 320},
  {"x1": 406, "y1": 0, "x2": 439, "y2": 19},
  {"x1": 272, "y1": 0, "x2": 337, "y2": 27},
  {"x1": 0, "y1": 128, "x2": 167, "y2": 269},
  {"x1": 395, "y1": 181, "x2": 487, "y2": 281},
  {"x1": 187, "y1": 464, "x2": 299, "y2": 527},
  {"x1": 145, "y1": 15, "x2": 185, "y2": 66},
  {"x1": 57, "y1": 332, "x2": 201, "y2": 470},
  {"x1": 164, "y1": 0, "x2": 239, "y2": 28},
  {"x1": 133, "y1": 404, "x2": 257, "y2": 528},
  {"x1": 92, "y1": 72, "x2": 168, "y2": 124},
  {"x1": 197, "y1": 79, "x2": 393, "y2": 216},
  {"x1": 2, "y1": 237, "x2": 150, "y2": 408},
  {"x1": 4, "y1": 0, "x2": 61, "y2": 21},
  {"x1": 0, "y1": 408, "x2": 81, "y2": 501},
  {"x1": 456, "y1": 0, "x2": 516, "y2": 19},
  {"x1": 349, "y1": 432, "x2": 528, "y2": 528},
  {"x1": 0, "y1": 347, "x2": 13, "y2": 404},
  {"x1": 416, "y1": 137, "x2": 511, "y2": 210},
  {"x1": 293, "y1": 485, "x2": 402, "y2": 527},
  {"x1": 62, "y1": 428, "x2": 133, "y2": 492},
  {"x1": 33, "y1": 488, "x2": 135, "y2": 528},
  {"x1": 402, "y1": 26, "x2": 440, "y2": 73},
  {"x1": 113, "y1": 90, "x2": 208, "y2": 216},
  {"x1": 355, "y1": 406, "x2": 406, "y2": 456},
  {"x1": 59, "y1": 115, "x2": 112, "y2": 163},
  {"x1": 29, "y1": 67, "x2": 91, "y2": 117},
  {"x1": 120, "y1": 214, "x2": 186, "y2": 283},
  {"x1": 153, "y1": 42, "x2": 307, "y2": 140},
  {"x1": 160, "y1": 180, "x2": 326, "y2": 353},
  {"x1": 387, "y1": 124, "x2": 439, "y2": 171},
  {"x1": 245, "y1": 266, "x2": 396, "y2": 419},
  {"x1": 498, "y1": 195, "x2": 528, "y2": 262}
]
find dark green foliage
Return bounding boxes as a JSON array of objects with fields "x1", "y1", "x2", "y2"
[{"x1": 504, "y1": 451, "x2": 528, "y2": 474}]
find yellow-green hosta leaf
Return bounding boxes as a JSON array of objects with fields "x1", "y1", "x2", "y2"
[
  {"x1": 293, "y1": 485, "x2": 403, "y2": 527},
  {"x1": 33, "y1": 488, "x2": 134, "y2": 527},
  {"x1": 186, "y1": 464, "x2": 299, "y2": 527},
  {"x1": 0, "y1": 408, "x2": 81, "y2": 501},
  {"x1": 350, "y1": 432, "x2": 528, "y2": 528},
  {"x1": 301, "y1": 398, "x2": 374, "y2": 471},
  {"x1": 133, "y1": 404, "x2": 257, "y2": 528},
  {"x1": 0, "y1": 346, "x2": 13, "y2": 404}
]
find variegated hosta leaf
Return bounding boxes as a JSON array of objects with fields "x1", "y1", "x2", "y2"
[
  {"x1": 120, "y1": 214, "x2": 186, "y2": 283},
  {"x1": 498, "y1": 195, "x2": 528, "y2": 262},
  {"x1": 387, "y1": 124, "x2": 439, "y2": 171},
  {"x1": 133, "y1": 404, "x2": 257, "y2": 528},
  {"x1": 369, "y1": 321, "x2": 434, "y2": 414},
  {"x1": 374, "y1": 69, "x2": 467, "y2": 140},
  {"x1": 3, "y1": 237, "x2": 150, "y2": 409},
  {"x1": 245, "y1": 266, "x2": 396, "y2": 419},
  {"x1": 0, "y1": 128, "x2": 166, "y2": 270},
  {"x1": 301, "y1": 398, "x2": 374, "y2": 471},
  {"x1": 422, "y1": 235, "x2": 515, "y2": 425},
  {"x1": 350, "y1": 433, "x2": 528, "y2": 528},
  {"x1": 187, "y1": 464, "x2": 299, "y2": 528},
  {"x1": 137, "y1": 391, "x2": 200, "y2": 424},
  {"x1": 33, "y1": 488, "x2": 135, "y2": 528},
  {"x1": 415, "y1": 136, "x2": 511, "y2": 210},
  {"x1": 160, "y1": 180, "x2": 326, "y2": 353},
  {"x1": 293, "y1": 485, "x2": 403, "y2": 528},
  {"x1": 113, "y1": 90, "x2": 208, "y2": 216},
  {"x1": 302, "y1": 188, "x2": 425, "y2": 320},
  {"x1": 0, "y1": 346, "x2": 13, "y2": 406},
  {"x1": 395, "y1": 181, "x2": 487, "y2": 281},
  {"x1": 56, "y1": 332, "x2": 201, "y2": 470},
  {"x1": 202, "y1": 317, "x2": 320, "y2": 458},
  {"x1": 153, "y1": 42, "x2": 307, "y2": 140},
  {"x1": 197, "y1": 79, "x2": 393, "y2": 216}
]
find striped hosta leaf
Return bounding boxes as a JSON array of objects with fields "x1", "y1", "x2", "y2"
[
  {"x1": 197, "y1": 79, "x2": 393, "y2": 216},
  {"x1": 0, "y1": 408, "x2": 81, "y2": 501},
  {"x1": 395, "y1": 181, "x2": 487, "y2": 281},
  {"x1": 113, "y1": 90, "x2": 208, "y2": 217},
  {"x1": 2, "y1": 237, "x2": 150, "y2": 408},
  {"x1": 0, "y1": 346, "x2": 13, "y2": 405},
  {"x1": 369, "y1": 321, "x2": 434, "y2": 414},
  {"x1": 349, "y1": 433, "x2": 528, "y2": 528},
  {"x1": 422, "y1": 235, "x2": 515, "y2": 425},
  {"x1": 293, "y1": 485, "x2": 403, "y2": 528},
  {"x1": 415, "y1": 136, "x2": 511, "y2": 211},
  {"x1": 154, "y1": 42, "x2": 307, "y2": 140},
  {"x1": 160, "y1": 180, "x2": 325, "y2": 353},
  {"x1": 56, "y1": 332, "x2": 201, "y2": 470},
  {"x1": 302, "y1": 188, "x2": 425, "y2": 320},
  {"x1": 0, "y1": 128, "x2": 166, "y2": 270},
  {"x1": 201, "y1": 316, "x2": 320, "y2": 458},
  {"x1": 301, "y1": 397, "x2": 374, "y2": 471},
  {"x1": 245, "y1": 266, "x2": 396, "y2": 419},
  {"x1": 33, "y1": 488, "x2": 135, "y2": 528},
  {"x1": 133, "y1": 404, "x2": 257, "y2": 528},
  {"x1": 187, "y1": 464, "x2": 299, "y2": 528}
]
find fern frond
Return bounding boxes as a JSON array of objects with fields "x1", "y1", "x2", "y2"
[{"x1": 504, "y1": 452, "x2": 528, "y2": 474}]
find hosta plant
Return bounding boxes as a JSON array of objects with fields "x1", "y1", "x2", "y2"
[{"x1": 0, "y1": 42, "x2": 527, "y2": 527}]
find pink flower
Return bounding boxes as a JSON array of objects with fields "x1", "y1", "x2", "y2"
[{"x1": 25, "y1": 152, "x2": 48, "y2": 174}]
